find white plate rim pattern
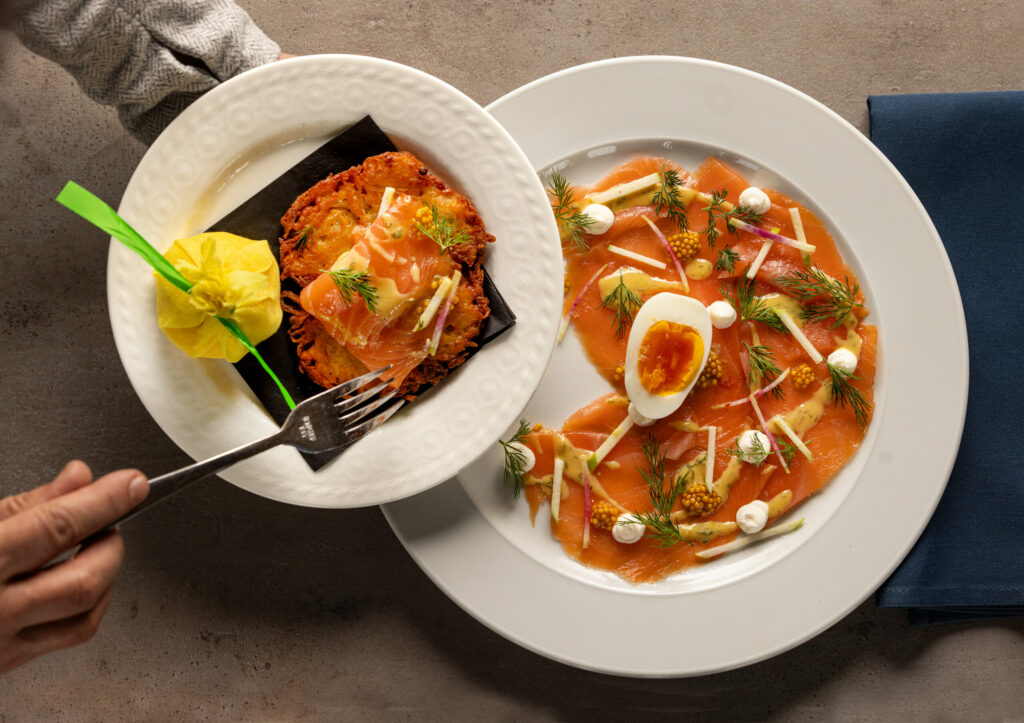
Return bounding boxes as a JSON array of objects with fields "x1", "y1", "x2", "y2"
[
  {"x1": 107, "y1": 54, "x2": 562, "y2": 508},
  {"x1": 382, "y1": 56, "x2": 968, "y2": 676}
]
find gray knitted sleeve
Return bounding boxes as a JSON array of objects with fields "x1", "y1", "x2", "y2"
[{"x1": 10, "y1": 0, "x2": 281, "y2": 143}]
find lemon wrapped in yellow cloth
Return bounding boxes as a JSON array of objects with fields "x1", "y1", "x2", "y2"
[{"x1": 155, "y1": 232, "x2": 282, "y2": 362}]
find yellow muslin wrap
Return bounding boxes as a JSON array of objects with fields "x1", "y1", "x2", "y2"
[{"x1": 155, "y1": 232, "x2": 282, "y2": 362}]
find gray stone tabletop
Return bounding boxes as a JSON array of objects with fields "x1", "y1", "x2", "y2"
[{"x1": 1, "y1": 1, "x2": 1021, "y2": 719}]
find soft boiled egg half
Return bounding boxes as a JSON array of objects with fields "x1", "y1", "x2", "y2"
[{"x1": 624, "y1": 292, "x2": 713, "y2": 420}]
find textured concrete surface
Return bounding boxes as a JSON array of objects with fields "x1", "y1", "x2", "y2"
[{"x1": 1, "y1": 0, "x2": 1022, "y2": 719}]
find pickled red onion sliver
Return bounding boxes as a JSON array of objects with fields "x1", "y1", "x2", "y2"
[
  {"x1": 558, "y1": 262, "x2": 611, "y2": 343},
  {"x1": 641, "y1": 214, "x2": 689, "y2": 292},
  {"x1": 428, "y1": 270, "x2": 461, "y2": 355},
  {"x1": 748, "y1": 394, "x2": 790, "y2": 474},
  {"x1": 729, "y1": 218, "x2": 815, "y2": 253},
  {"x1": 713, "y1": 368, "x2": 791, "y2": 409}
]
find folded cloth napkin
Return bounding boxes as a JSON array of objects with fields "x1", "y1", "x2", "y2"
[{"x1": 870, "y1": 91, "x2": 1024, "y2": 624}]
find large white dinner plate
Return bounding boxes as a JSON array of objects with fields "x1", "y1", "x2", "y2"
[
  {"x1": 383, "y1": 57, "x2": 968, "y2": 675},
  {"x1": 108, "y1": 55, "x2": 562, "y2": 508}
]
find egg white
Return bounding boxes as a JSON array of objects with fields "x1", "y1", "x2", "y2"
[{"x1": 624, "y1": 292, "x2": 713, "y2": 420}]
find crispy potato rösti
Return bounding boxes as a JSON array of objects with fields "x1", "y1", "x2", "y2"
[{"x1": 280, "y1": 151, "x2": 493, "y2": 398}]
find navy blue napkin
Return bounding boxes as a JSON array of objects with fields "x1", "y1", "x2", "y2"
[{"x1": 870, "y1": 91, "x2": 1024, "y2": 624}]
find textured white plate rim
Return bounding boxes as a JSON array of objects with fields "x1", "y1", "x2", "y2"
[
  {"x1": 107, "y1": 54, "x2": 562, "y2": 508},
  {"x1": 383, "y1": 56, "x2": 968, "y2": 676}
]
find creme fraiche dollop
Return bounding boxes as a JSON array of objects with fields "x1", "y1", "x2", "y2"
[
  {"x1": 828, "y1": 347, "x2": 858, "y2": 374},
  {"x1": 738, "y1": 187, "x2": 771, "y2": 215},
  {"x1": 736, "y1": 500, "x2": 770, "y2": 534},
  {"x1": 707, "y1": 300, "x2": 737, "y2": 329},
  {"x1": 581, "y1": 203, "x2": 614, "y2": 235},
  {"x1": 612, "y1": 513, "x2": 646, "y2": 544},
  {"x1": 737, "y1": 430, "x2": 771, "y2": 465},
  {"x1": 506, "y1": 442, "x2": 535, "y2": 472}
]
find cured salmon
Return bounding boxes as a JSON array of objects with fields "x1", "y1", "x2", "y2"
[
  {"x1": 279, "y1": 152, "x2": 493, "y2": 397},
  {"x1": 519, "y1": 156, "x2": 876, "y2": 583},
  {"x1": 298, "y1": 193, "x2": 441, "y2": 388}
]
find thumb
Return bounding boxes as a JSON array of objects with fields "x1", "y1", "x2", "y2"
[{"x1": 0, "y1": 469, "x2": 148, "y2": 580}]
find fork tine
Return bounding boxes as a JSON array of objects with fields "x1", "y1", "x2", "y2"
[
  {"x1": 334, "y1": 378, "x2": 394, "y2": 415},
  {"x1": 338, "y1": 390, "x2": 398, "y2": 427},
  {"x1": 342, "y1": 400, "x2": 405, "y2": 446},
  {"x1": 325, "y1": 364, "x2": 394, "y2": 401}
]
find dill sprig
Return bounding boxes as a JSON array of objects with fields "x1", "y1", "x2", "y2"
[
  {"x1": 631, "y1": 512, "x2": 692, "y2": 549},
  {"x1": 703, "y1": 190, "x2": 729, "y2": 247},
  {"x1": 294, "y1": 226, "x2": 314, "y2": 251},
  {"x1": 627, "y1": 435, "x2": 694, "y2": 548},
  {"x1": 775, "y1": 267, "x2": 862, "y2": 328},
  {"x1": 726, "y1": 440, "x2": 748, "y2": 463},
  {"x1": 730, "y1": 204, "x2": 767, "y2": 226},
  {"x1": 743, "y1": 342, "x2": 784, "y2": 399},
  {"x1": 714, "y1": 245, "x2": 740, "y2": 274},
  {"x1": 779, "y1": 438, "x2": 798, "y2": 466},
  {"x1": 598, "y1": 270, "x2": 642, "y2": 340},
  {"x1": 547, "y1": 173, "x2": 594, "y2": 253},
  {"x1": 702, "y1": 190, "x2": 766, "y2": 247},
  {"x1": 719, "y1": 274, "x2": 788, "y2": 333},
  {"x1": 726, "y1": 435, "x2": 797, "y2": 467},
  {"x1": 639, "y1": 435, "x2": 673, "y2": 515},
  {"x1": 499, "y1": 419, "x2": 533, "y2": 499},
  {"x1": 414, "y1": 204, "x2": 472, "y2": 254},
  {"x1": 826, "y1": 362, "x2": 872, "y2": 428},
  {"x1": 321, "y1": 267, "x2": 378, "y2": 313},
  {"x1": 649, "y1": 166, "x2": 690, "y2": 231}
]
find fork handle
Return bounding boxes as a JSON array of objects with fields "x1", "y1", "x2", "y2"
[{"x1": 110, "y1": 429, "x2": 286, "y2": 528}]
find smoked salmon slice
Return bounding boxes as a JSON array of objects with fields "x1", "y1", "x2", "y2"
[
  {"x1": 518, "y1": 156, "x2": 876, "y2": 583},
  {"x1": 299, "y1": 194, "x2": 440, "y2": 388}
]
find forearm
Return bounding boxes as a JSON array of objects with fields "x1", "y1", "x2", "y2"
[{"x1": 9, "y1": 0, "x2": 280, "y2": 143}]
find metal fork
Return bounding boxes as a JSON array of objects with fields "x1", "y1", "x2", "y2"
[{"x1": 113, "y1": 366, "x2": 404, "y2": 526}]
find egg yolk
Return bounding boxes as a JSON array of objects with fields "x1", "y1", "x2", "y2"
[{"x1": 636, "y1": 320, "x2": 705, "y2": 396}]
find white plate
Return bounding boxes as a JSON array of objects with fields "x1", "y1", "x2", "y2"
[
  {"x1": 383, "y1": 57, "x2": 968, "y2": 676},
  {"x1": 108, "y1": 55, "x2": 562, "y2": 508}
]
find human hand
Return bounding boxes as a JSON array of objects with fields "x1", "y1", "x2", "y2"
[{"x1": 0, "y1": 461, "x2": 148, "y2": 673}]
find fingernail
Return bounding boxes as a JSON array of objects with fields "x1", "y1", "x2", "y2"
[{"x1": 128, "y1": 474, "x2": 149, "y2": 504}]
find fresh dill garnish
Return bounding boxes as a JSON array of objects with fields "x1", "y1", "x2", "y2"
[
  {"x1": 499, "y1": 419, "x2": 533, "y2": 499},
  {"x1": 826, "y1": 362, "x2": 872, "y2": 428},
  {"x1": 730, "y1": 204, "x2": 767, "y2": 226},
  {"x1": 627, "y1": 435, "x2": 694, "y2": 548},
  {"x1": 321, "y1": 267, "x2": 378, "y2": 313},
  {"x1": 414, "y1": 204, "x2": 472, "y2": 254},
  {"x1": 779, "y1": 438, "x2": 799, "y2": 466},
  {"x1": 727, "y1": 437, "x2": 761, "y2": 465},
  {"x1": 702, "y1": 190, "x2": 766, "y2": 247},
  {"x1": 649, "y1": 165, "x2": 690, "y2": 231},
  {"x1": 294, "y1": 226, "x2": 314, "y2": 251},
  {"x1": 714, "y1": 245, "x2": 740, "y2": 274},
  {"x1": 547, "y1": 172, "x2": 594, "y2": 253},
  {"x1": 632, "y1": 513, "x2": 691, "y2": 549},
  {"x1": 726, "y1": 435, "x2": 797, "y2": 467},
  {"x1": 775, "y1": 267, "x2": 862, "y2": 328},
  {"x1": 742, "y1": 342, "x2": 783, "y2": 399},
  {"x1": 703, "y1": 190, "x2": 729, "y2": 247},
  {"x1": 598, "y1": 270, "x2": 642, "y2": 340},
  {"x1": 719, "y1": 274, "x2": 788, "y2": 333},
  {"x1": 639, "y1": 435, "x2": 673, "y2": 515}
]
